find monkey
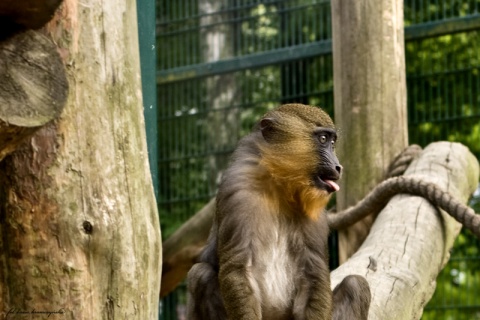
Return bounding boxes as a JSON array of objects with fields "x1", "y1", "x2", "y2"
[
  {"x1": 187, "y1": 103, "x2": 371, "y2": 320},
  {"x1": 332, "y1": 275, "x2": 371, "y2": 320}
]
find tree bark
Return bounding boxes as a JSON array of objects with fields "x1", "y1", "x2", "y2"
[
  {"x1": 331, "y1": 0, "x2": 408, "y2": 263},
  {"x1": 0, "y1": 0, "x2": 161, "y2": 319},
  {"x1": 331, "y1": 142, "x2": 479, "y2": 319}
]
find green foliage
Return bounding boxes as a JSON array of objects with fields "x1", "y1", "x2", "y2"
[
  {"x1": 406, "y1": 31, "x2": 480, "y2": 160},
  {"x1": 422, "y1": 189, "x2": 480, "y2": 320},
  {"x1": 404, "y1": 0, "x2": 480, "y2": 25}
]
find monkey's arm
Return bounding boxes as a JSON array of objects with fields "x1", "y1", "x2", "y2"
[
  {"x1": 293, "y1": 217, "x2": 333, "y2": 320},
  {"x1": 216, "y1": 192, "x2": 263, "y2": 320},
  {"x1": 295, "y1": 256, "x2": 333, "y2": 320},
  {"x1": 187, "y1": 226, "x2": 227, "y2": 320}
]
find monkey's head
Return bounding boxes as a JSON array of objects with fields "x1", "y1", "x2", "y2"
[{"x1": 256, "y1": 103, "x2": 342, "y2": 218}]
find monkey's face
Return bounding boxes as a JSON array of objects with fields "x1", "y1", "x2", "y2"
[
  {"x1": 258, "y1": 104, "x2": 342, "y2": 197},
  {"x1": 312, "y1": 127, "x2": 342, "y2": 193}
]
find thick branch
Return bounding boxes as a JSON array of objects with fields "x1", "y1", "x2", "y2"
[
  {"x1": 161, "y1": 198, "x2": 215, "y2": 298},
  {"x1": 331, "y1": 142, "x2": 479, "y2": 319}
]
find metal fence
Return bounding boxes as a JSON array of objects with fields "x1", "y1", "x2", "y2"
[{"x1": 156, "y1": 1, "x2": 480, "y2": 319}]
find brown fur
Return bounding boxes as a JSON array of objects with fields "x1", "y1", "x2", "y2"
[{"x1": 258, "y1": 104, "x2": 335, "y2": 220}]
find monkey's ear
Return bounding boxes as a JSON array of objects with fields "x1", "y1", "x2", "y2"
[{"x1": 260, "y1": 117, "x2": 277, "y2": 142}]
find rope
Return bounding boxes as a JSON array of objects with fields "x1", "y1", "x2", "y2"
[
  {"x1": 385, "y1": 144, "x2": 422, "y2": 178},
  {"x1": 328, "y1": 146, "x2": 480, "y2": 239}
]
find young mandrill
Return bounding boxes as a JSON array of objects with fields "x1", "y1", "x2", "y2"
[{"x1": 187, "y1": 104, "x2": 371, "y2": 320}]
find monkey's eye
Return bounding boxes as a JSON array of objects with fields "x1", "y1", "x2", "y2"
[{"x1": 319, "y1": 135, "x2": 327, "y2": 144}]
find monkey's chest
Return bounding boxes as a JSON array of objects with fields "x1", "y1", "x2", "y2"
[{"x1": 248, "y1": 229, "x2": 299, "y2": 315}]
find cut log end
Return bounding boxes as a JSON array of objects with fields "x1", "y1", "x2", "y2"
[
  {"x1": 0, "y1": 30, "x2": 68, "y2": 160},
  {"x1": 0, "y1": 30, "x2": 68, "y2": 127}
]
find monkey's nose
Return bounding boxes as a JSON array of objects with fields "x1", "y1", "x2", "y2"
[{"x1": 335, "y1": 165, "x2": 343, "y2": 174}]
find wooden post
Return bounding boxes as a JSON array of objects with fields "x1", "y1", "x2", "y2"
[
  {"x1": 331, "y1": 0, "x2": 408, "y2": 262},
  {"x1": 0, "y1": 0, "x2": 161, "y2": 318}
]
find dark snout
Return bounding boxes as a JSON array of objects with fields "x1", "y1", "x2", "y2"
[{"x1": 315, "y1": 150, "x2": 342, "y2": 193}]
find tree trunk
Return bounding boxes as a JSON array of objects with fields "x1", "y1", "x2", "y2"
[
  {"x1": 331, "y1": 142, "x2": 479, "y2": 319},
  {"x1": 331, "y1": 0, "x2": 408, "y2": 263},
  {"x1": 0, "y1": 0, "x2": 161, "y2": 318},
  {"x1": 200, "y1": 0, "x2": 239, "y2": 191}
]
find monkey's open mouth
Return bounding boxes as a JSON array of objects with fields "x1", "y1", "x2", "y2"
[{"x1": 316, "y1": 177, "x2": 340, "y2": 193}]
